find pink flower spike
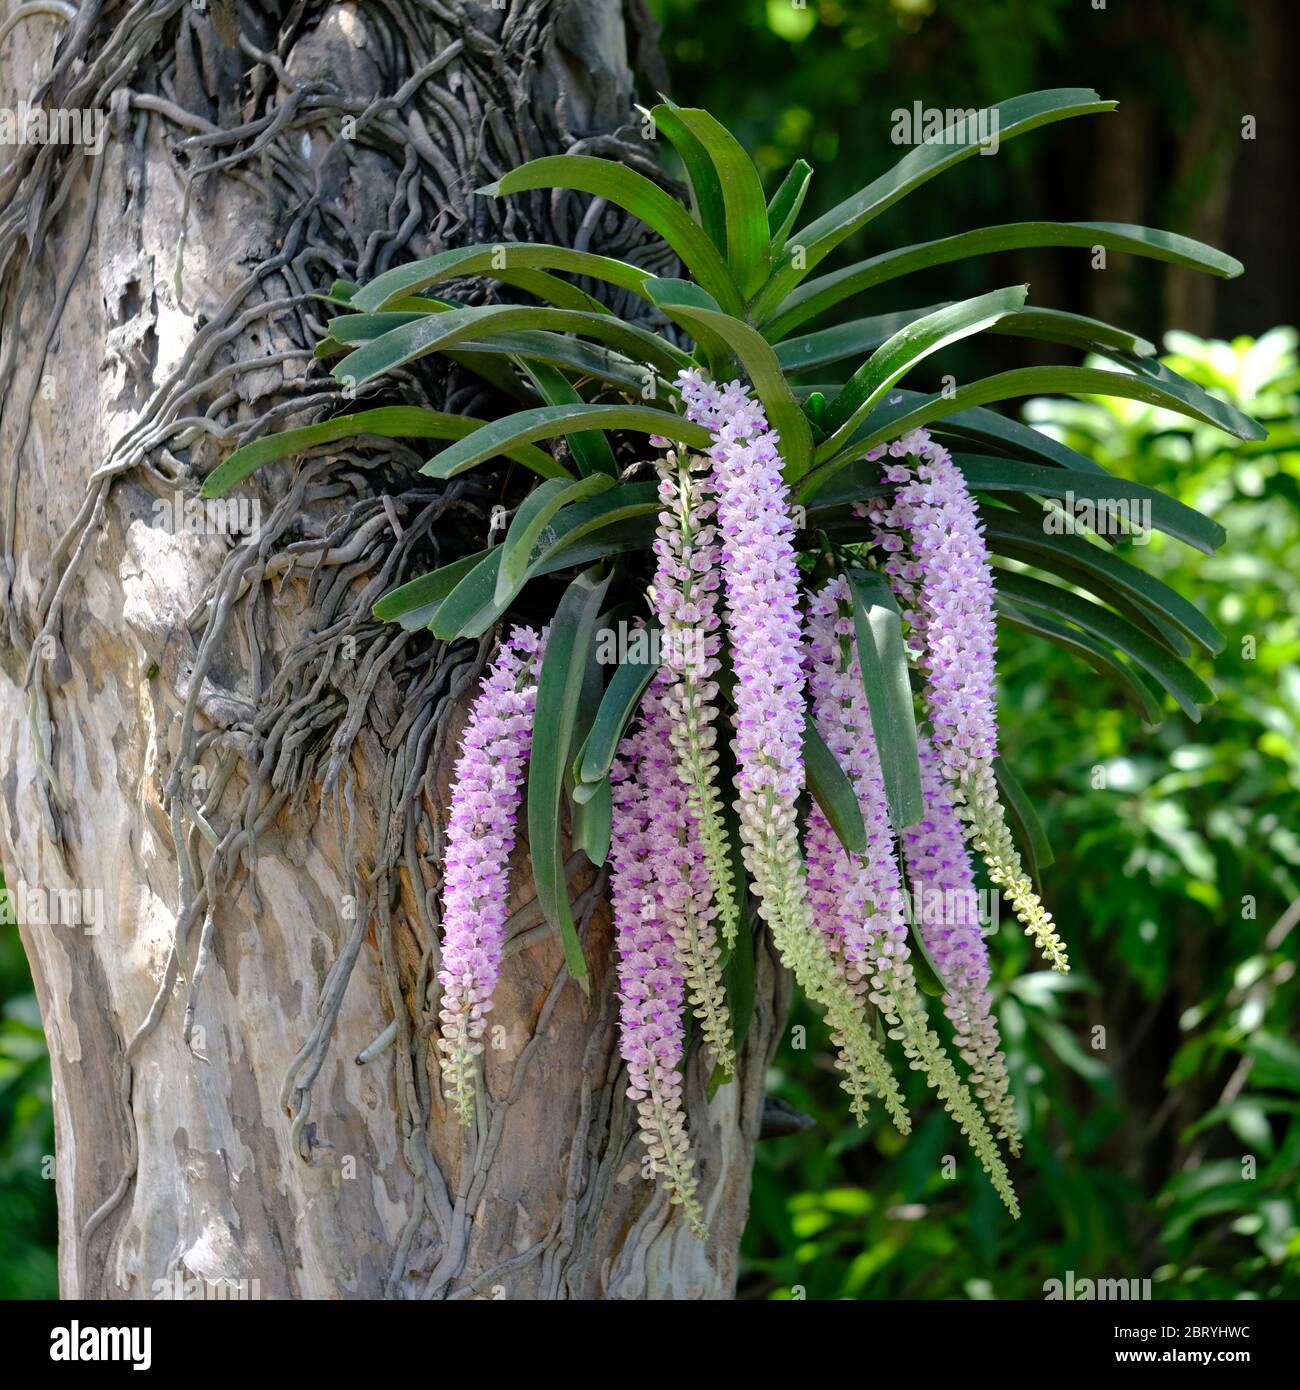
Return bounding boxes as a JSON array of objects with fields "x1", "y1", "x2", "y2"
[{"x1": 437, "y1": 625, "x2": 544, "y2": 1124}]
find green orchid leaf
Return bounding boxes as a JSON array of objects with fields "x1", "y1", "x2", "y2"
[
  {"x1": 481, "y1": 155, "x2": 744, "y2": 314},
  {"x1": 994, "y1": 569, "x2": 1211, "y2": 720},
  {"x1": 668, "y1": 106, "x2": 771, "y2": 297},
  {"x1": 515, "y1": 358, "x2": 619, "y2": 478},
  {"x1": 845, "y1": 570, "x2": 924, "y2": 831},
  {"x1": 819, "y1": 285, "x2": 1030, "y2": 454},
  {"x1": 644, "y1": 281, "x2": 814, "y2": 477},
  {"x1": 202, "y1": 406, "x2": 562, "y2": 497},
  {"x1": 421, "y1": 404, "x2": 711, "y2": 481},
  {"x1": 495, "y1": 474, "x2": 615, "y2": 605},
  {"x1": 803, "y1": 716, "x2": 869, "y2": 856},
  {"x1": 767, "y1": 219, "x2": 1244, "y2": 339},
  {"x1": 528, "y1": 565, "x2": 613, "y2": 993},
  {"x1": 351, "y1": 242, "x2": 655, "y2": 312},
  {"x1": 331, "y1": 303, "x2": 687, "y2": 388},
  {"x1": 753, "y1": 89, "x2": 1116, "y2": 319},
  {"x1": 766, "y1": 158, "x2": 813, "y2": 259}
]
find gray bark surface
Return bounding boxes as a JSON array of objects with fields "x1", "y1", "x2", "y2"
[{"x1": 0, "y1": 0, "x2": 782, "y2": 1300}]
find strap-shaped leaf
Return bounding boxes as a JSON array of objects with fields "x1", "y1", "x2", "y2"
[
  {"x1": 529, "y1": 565, "x2": 613, "y2": 994},
  {"x1": 796, "y1": 388, "x2": 1110, "y2": 489},
  {"x1": 753, "y1": 89, "x2": 1116, "y2": 319},
  {"x1": 372, "y1": 548, "x2": 489, "y2": 630},
  {"x1": 455, "y1": 330, "x2": 675, "y2": 399},
  {"x1": 766, "y1": 219, "x2": 1244, "y2": 339},
  {"x1": 997, "y1": 595, "x2": 1163, "y2": 725},
  {"x1": 332, "y1": 303, "x2": 687, "y2": 388},
  {"x1": 1094, "y1": 351, "x2": 1266, "y2": 444},
  {"x1": 819, "y1": 286, "x2": 1029, "y2": 453},
  {"x1": 803, "y1": 716, "x2": 869, "y2": 856},
  {"x1": 495, "y1": 474, "x2": 615, "y2": 605},
  {"x1": 574, "y1": 633, "x2": 661, "y2": 797},
  {"x1": 327, "y1": 310, "x2": 426, "y2": 343},
  {"x1": 987, "y1": 528, "x2": 1193, "y2": 658},
  {"x1": 428, "y1": 549, "x2": 508, "y2": 641},
  {"x1": 954, "y1": 454, "x2": 1223, "y2": 553},
  {"x1": 481, "y1": 155, "x2": 745, "y2": 314},
  {"x1": 644, "y1": 281, "x2": 813, "y2": 477},
  {"x1": 351, "y1": 242, "x2": 655, "y2": 313},
  {"x1": 994, "y1": 569, "x2": 1211, "y2": 720},
  {"x1": 571, "y1": 778, "x2": 612, "y2": 867},
  {"x1": 668, "y1": 107, "x2": 771, "y2": 297},
  {"x1": 846, "y1": 569, "x2": 924, "y2": 830},
  {"x1": 430, "y1": 486, "x2": 662, "y2": 639},
  {"x1": 807, "y1": 364, "x2": 1267, "y2": 494},
  {"x1": 422, "y1": 404, "x2": 712, "y2": 480},
  {"x1": 642, "y1": 277, "x2": 735, "y2": 366},
  {"x1": 646, "y1": 101, "x2": 726, "y2": 249},
  {"x1": 202, "y1": 405, "x2": 565, "y2": 498},
  {"x1": 779, "y1": 304, "x2": 1154, "y2": 373},
  {"x1": 993, "y1": 307, "x2": 1156, "y2": 358},
  {"x1": 980, "y1": 506, "x2": 1223, "y2": 653},
  {"x1": 766, "y1": 158, "x2": 812, "y2": 258},
  {"x1": 515, "y1": 359, "x2": 619, "y2": 478}
]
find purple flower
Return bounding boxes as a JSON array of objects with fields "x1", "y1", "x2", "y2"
[
  {"x1": 609, "y1": 673, "x2": 715, "y2": 1237},
  {"x1": 679, "y1": 369, "x2": 904, "y2": 1127},
  {"x1": 804, "y1": 580, "x2": 1020, "y2": 1204},
  {"x1": 437, "y1": 625, "x2": 545, "y2": 1123},
  {"x1": 866, "y1": 427, "x2": 1068, "y2": 973},
  {"x1": 901, "y1": 735, "x2": 1022, "y2": 1154}
]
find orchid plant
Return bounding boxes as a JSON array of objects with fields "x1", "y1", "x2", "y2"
[{"x1": 203, "y1": 91, "x2": 1264, "y2": 1233}]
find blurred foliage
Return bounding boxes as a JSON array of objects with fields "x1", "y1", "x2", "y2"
[
  {"x1": 648, "y1": 0, "x2": 1256, "y2": 340},
  {"x1": 0, "y1": 868, "x2": 58, "y2": 1299},
  {"x1": 743, "y1": 329, "x2": 1300, "y2": 1299}
]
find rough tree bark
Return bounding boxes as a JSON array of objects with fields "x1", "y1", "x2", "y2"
[{"x1": 0, "y1": 0, "x2": 784, "y2": 1300}]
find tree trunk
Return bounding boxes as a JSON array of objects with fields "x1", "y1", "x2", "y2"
[{"x1": 0, "y1": 0, "x2": 783, "y2": 1300}]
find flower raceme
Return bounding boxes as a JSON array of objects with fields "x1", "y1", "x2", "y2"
[
  {"x1": 608, "y1": 673, "x2": 715, "y2": 1237},
  {"x1": 803, "y1": 580, "x2": 1019, "y2": 1214},
  {"x1": 679, "y1": 370, "x2": 907, "y2": 1131},
  {"x1": 436, "y1": 625, "x2": 545, "y2": 1123},
  {"x1": 646, "y1": 444, "x2": 740, "y2": 1071},
  {"x1": 864, "y1": 427, "x2": 1069, "y2": 973},
  {"x1": 901, "y1": 736, "x2": 1022, "y2": 1153}
]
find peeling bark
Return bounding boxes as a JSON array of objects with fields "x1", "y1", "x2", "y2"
[{"x1": 0, "y1": 0, "x2": 783, "y2": 1300}]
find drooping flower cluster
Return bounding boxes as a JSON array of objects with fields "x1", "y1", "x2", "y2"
[
  {"x1": 647, "y1": 444, "x2": 740, "y2": 1045},
  {"x1": 902, "y1": 736, "x2": 1021, "y2": 1152},
  {"x1": 608, "y1": 672, "x2": 723, "y2": 1237},
  {"x1": 678, "y1": 369, "x2": 907, "y2": 1132},
  {"x1": 436, "y1": 625, "x2": 545, "y2": 1123},
  {"x1": 433, "y1": 376, "x2": 1078, "y2": 1231},
  {"x1": 804, "y1": 580, "x2": 1020, "y2": 1208},
  {"x1": 864, "y1": 427, "x2": 1068, "y2": 973}
]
